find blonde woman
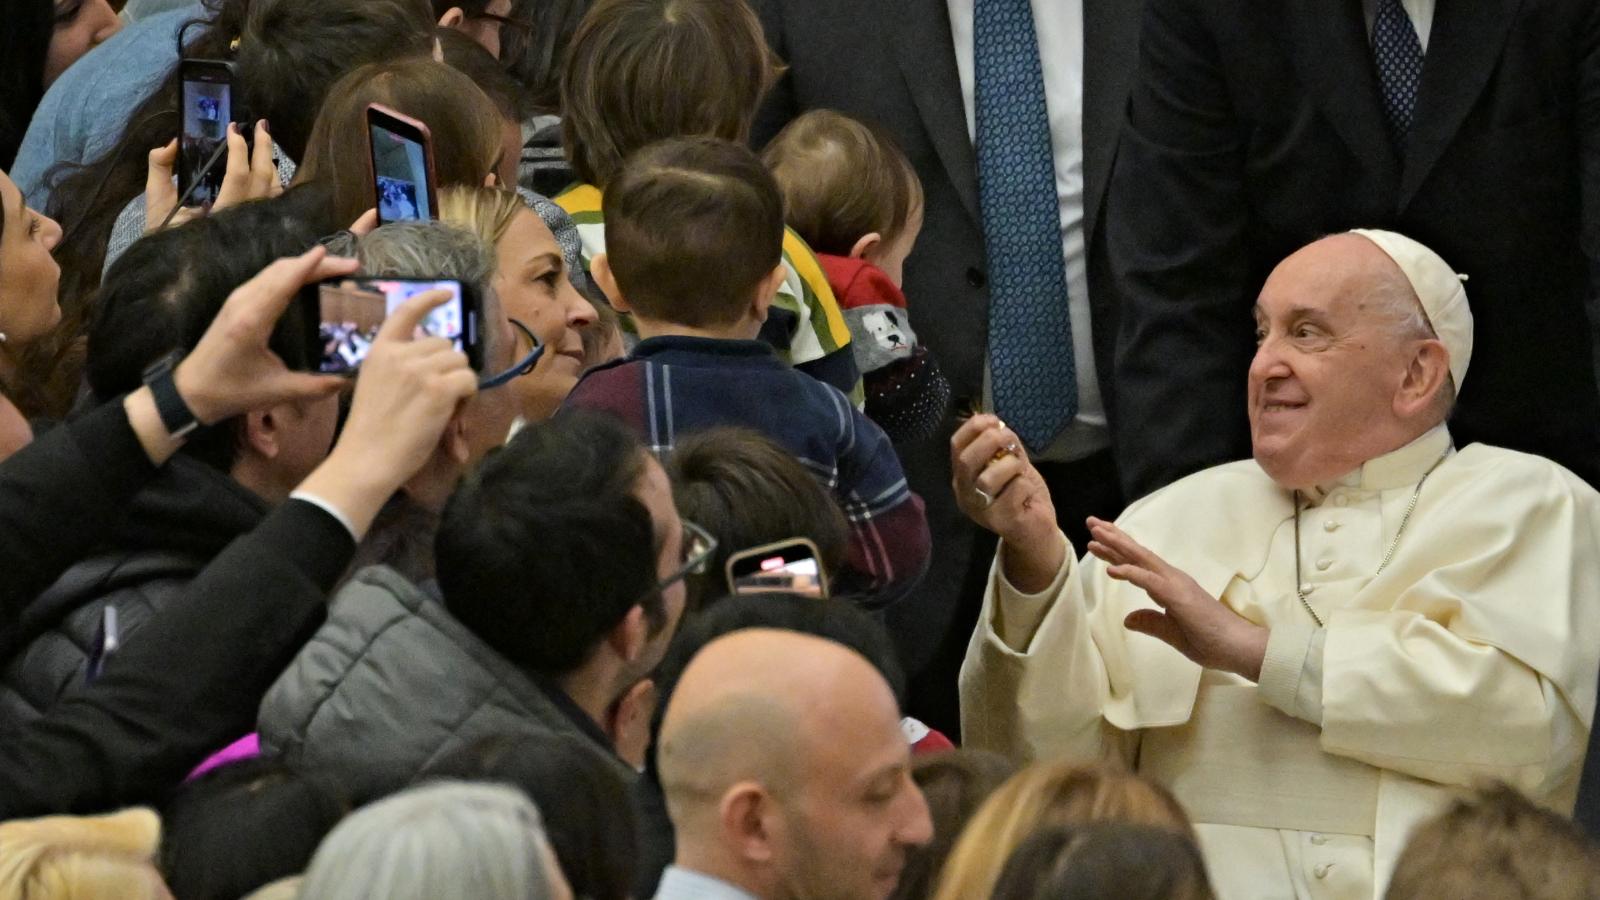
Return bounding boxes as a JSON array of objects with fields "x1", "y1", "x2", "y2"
[
  {"x1": 929, "y1": 762, "x2": 1194, "y2": 900},
  {"x1": 440, "y1": 186, "x2": 605, "y2": 423},
  {"x1": 0, "y1": 807, "x2": 172, "y2": 899}
]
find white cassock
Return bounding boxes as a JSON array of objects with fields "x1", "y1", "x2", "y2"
[{"x1": 960, "y1": 425, "x2": 1600, "y2": 900}]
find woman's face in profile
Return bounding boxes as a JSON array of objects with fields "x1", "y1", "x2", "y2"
[
  {"x1": 43, "y1": 0, "x2": 123, "y2": 87},
  {"x1": 491, "y1": 208, "x2": 597, "y2": 421},
  {"x1": 0, "y1": 170, "x2": 64, "y2": 347}
]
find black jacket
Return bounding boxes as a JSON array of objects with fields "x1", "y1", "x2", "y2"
[
  {"x1": 0, "y1": 400, "x2": 354, "y2": 817},
  {"x1": 1107, "y1": 0, "x2": 1600, "y2": 498},
  {"x1": 0, "y1": 456, "x2": 266, "y2": 731}
]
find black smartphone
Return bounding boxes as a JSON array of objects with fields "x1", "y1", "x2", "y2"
[
  {"x1": 367, "y1": 103, "x2": 438, "y2": 224},
  {"x1": 178, "y1": 59, "x2": 239, "y2": 208},
  {"x1": 725, "y1": 538, "x2": 830, "y2": 599},
  {"x1": 305, "y1": 277, "x2": 481, "y2": 374}
]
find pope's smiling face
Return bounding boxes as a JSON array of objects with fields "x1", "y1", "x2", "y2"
[{"x1": 1248, "y1": 235, "x2": 1437, "y2": 490}]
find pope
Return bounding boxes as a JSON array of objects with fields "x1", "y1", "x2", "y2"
[{"x1": 954, "y1": 229, "x2": 1600, "y2": 900}]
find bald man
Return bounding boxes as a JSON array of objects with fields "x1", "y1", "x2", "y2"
[
  {"x1": 655, "y1": 629, "x2": 932, "y2": 900},
  {"x1": 956, "y1": 230, "x2": 1600, "y2": 900}
]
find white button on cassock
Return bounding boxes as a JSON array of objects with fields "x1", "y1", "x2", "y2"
[
  {"x1": 1323, "y1": 520, "x2": 1340, "y2": 532},
  {"x1": 1316, "y1": 558, "x2": 1333, "y2": 571},
  {"x1": 1314, "y1": 864, "x2": 1332, "y2": 879}
]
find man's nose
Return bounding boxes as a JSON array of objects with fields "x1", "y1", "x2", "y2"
[
  {"x1": 897, "y1": 782, "x2": 934, "y2": 847},
  {"x1": 1249, "y1": 337, "x2": 1292, "y2": 383}
]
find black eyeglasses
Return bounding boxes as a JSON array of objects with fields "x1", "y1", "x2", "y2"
[
  {"x1": 633, "y1": 519, "x2": 718, "y2": 606},
  {"x1": 478, "y1": 318, "x2": 544, "y2": 390}
]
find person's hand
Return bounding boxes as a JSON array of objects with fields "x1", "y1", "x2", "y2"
[
  {"x1": 347, "y1": 208, "x2": 379, "y2": 237},
  {"x1": 172, "y1": 246, "x2": 354, "y2": 425},
  {"x1": 311, "y1": 288, "x2": 479, "y2": 500},
  {"x1": 144, "y1": 121, "x2": 280, "y2": 233},
  {"x1": 951, "y1": 414, "x2": 1063, "y2": 592},
  {"x1": 1086, "y1": 517, "x2": 1269, "y2": 680}
]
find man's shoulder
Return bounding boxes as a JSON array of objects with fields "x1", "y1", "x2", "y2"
[
  {"x1": 1123, "y1": 458, "x2": 1280, "y2": 519},
  {"x1": 1450, "y1": 443, "x2": 1600, "y2": 506}
]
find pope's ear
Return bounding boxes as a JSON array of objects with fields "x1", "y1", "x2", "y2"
[{"x1": 1397, "y1": 337, "x2": 1451, "y2": 419}]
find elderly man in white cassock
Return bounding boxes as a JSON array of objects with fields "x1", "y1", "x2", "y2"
[{"x1": 954, "y1": 229, "x2": 1600, "y2": 900}]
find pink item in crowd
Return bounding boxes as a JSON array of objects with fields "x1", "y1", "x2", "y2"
[{"x1": 186, "y1": 733, "x2": 262, "y2": 781}]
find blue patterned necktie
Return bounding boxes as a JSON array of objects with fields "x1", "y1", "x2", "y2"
[
  {"x1": 1372, "y1": 0, "x2": 1424, "y2": 150},
  {"x1": 975, "y1": 0, "x2": 1077, "y2": 451}
]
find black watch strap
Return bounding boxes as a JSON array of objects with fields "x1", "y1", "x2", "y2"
[{"x1": 143, "y1": 353, "x2": 201, "y2": 439}]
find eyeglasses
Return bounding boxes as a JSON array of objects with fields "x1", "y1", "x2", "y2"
[
  {"x1": 633, "y1": 519, "x2": 718, "y2": 607},
  {"x1": 478, "y1": 318, "x2": 544, "y2": 390}
]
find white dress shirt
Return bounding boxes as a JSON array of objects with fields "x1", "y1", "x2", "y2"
[
  {"x1": 1363, "y1": 0, "x2": 1435, "y2": 51},
  {"x1": 947, "y1": 0, "x2": 1108, "y2": 462}
]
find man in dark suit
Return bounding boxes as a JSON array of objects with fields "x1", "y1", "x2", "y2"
[
  {"x1": 1109, "y1": 0, "x2": 1600, "y2": 500},
  {"x1": 750, "y1": 0, "x2": 1143, "y2": 732}
]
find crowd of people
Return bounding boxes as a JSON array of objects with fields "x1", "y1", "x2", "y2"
[{"x1": 1, "y1": 0, "x2": 1600, "y2": 897}]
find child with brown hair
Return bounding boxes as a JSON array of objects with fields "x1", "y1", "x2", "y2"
[
  {"x1": 764, "y1": 109, "x2": 952, "y2": 442},
  {"x1": 555, "y1": 0, "x2": 861, "y2": 403},
  {"x1": 563, "y1": 136, "x2": 930, "y2": 609}
]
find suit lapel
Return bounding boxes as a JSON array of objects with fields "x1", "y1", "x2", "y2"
[
  {"x1": 1397, "y1": 0, "x2": 1523, "y2": 209},
  {"x1": 882, "y1": 0, "x2": 982, "y2": 225},
  {"x1": 1280, "y1": 0, "x2": 1402, "y2": 188},
  {"x1": 1082, "y1": 0, "x2": 1144, "y2": 242}
]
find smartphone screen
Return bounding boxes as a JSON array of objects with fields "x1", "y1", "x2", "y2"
[
  {"x1": 313, "y1": 277, "x2": 477, "y2": 374},
  {"x1": 727, "y1": 540, "x2": 829, "y2": 599},
  {"x1": 370, "y1": 119, "x2": 433, "y2": 223},
  {"x1": 179, "y1": 62, "x2": 234, "y2": 207}
]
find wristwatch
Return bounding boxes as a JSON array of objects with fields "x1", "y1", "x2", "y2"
[{"x1": 142, "y1": 351, "x2": 202, "y2": 439}]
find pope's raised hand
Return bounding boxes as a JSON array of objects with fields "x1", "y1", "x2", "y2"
[
  {"x1": 951, "y1": 414, "x2": 1063, "y2": 592},
  {"x1": 1086, "y1": 517, "x2": 1268, "y2": 681}
]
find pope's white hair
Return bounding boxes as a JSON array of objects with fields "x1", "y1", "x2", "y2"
[
  {"x1": 1366, "y1": 266, "x2": 1457, "y2": 419},
  {"x1": 297, "y1": 781, "x2": 563, "y2": 900}
]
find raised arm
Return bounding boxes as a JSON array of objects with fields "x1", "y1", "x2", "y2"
[
  {"x1": 0, "y1": 266, "x2": 480, "y2": 816},
  {"x1": 953, "y1": 415, "x2": 1121, "y2": 764},
  {"x1": 0, "y1": 249, "x2": 351, "y2": 641}
]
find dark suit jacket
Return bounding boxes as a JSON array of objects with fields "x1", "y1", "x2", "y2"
[
  {"x1": 1109, "y1": 0, "x2": 1600, "y2": 499},
  {"x1": 751, "y1": 0, "x2": 1143, "y2": 678}
]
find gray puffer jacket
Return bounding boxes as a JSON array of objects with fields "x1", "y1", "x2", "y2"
[{"x1": 257, "y1": 565, "x2": 632, "y2": 803}]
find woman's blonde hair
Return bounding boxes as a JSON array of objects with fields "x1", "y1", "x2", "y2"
[
  {"x1": 0, "y1": 807, "x2": 167, "y2": 900},
  {"x1": 439, "y1": 186, "x2": 529, "y2": 250},
  {"x1": 929, "y1": 761, "x2": 1193, "y2": 900}
]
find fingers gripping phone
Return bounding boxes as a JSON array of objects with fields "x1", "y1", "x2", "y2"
[
  {"x1": 725, "y1": 538, "x2": 830, "y2": 599},
  {"x1": 178, "y1": 59, "x2": 240, "y2": 208},
  {"x1": 368, "y1": 104, "x2": 438, "y2": 224},
  {"x1": 304, "y1": 277, "x2": 482, "y2": 374}
]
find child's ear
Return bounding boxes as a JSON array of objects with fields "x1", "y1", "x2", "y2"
[
  {"x1": 751, "y1": 263, "x2": 786, "y2": 322},
  {"x1": 849, "y1": 232, "x2": 883, "y2": 262},
  {"x1": 591, "y1": 253, "x2": 632, "y2": 314},
  {"x1": 436, "y1": 5, "x2": 465, "y2": 27}
]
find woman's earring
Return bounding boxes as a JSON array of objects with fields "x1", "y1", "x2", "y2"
[{"x1": 0, "y1": 332, "x2": 8, "y2": 344}]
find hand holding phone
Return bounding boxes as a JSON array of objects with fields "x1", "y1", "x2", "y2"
[
  {"x1": 368, "y1": 104, "x2": 438, "y2": 224},
  {"x1": 305, "y1": 276, "x2": 482, "y2": 375},
  {"x1": 725, "y1": 538, "x2": 830, "y2": 599},
  {"x1": 178, "y1": 59, "x2": 240, "y2": 209}
]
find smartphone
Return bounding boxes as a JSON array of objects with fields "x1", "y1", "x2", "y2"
[
  {"x1": 178, "y1": 59, "x2": 239, "y2": 208},
  {"x1": 305, "y1": 277, "x2": 481, "y2": 374},
  {"x1": 368, "y1": 103, "x2": 438, "y2": 224},
  {"x1": 86, "y1": 606, "x2": 120, "y2": 683},
  {"x1": 725, "y1": 538, "x2": 830, "y2": 599}
]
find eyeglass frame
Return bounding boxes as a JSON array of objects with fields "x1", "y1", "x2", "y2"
[
  {"x1": 477, "y1": 318, "x2": 545, "y2": 389},
  {"x1": 632, "y1": 519, "x2": 718, "y2": 608}
]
